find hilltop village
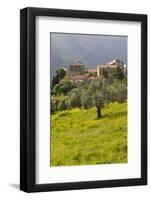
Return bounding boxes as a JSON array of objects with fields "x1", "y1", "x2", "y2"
[
  {"x1": 61, "y1": 58, "x2": 127, "y2": 83},
  {"x1": 51, "y1": 58, "x2": 127, "y2": 118}
]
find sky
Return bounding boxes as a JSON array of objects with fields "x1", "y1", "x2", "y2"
[{"x1": 50, "y1": 32, "x2": 127, "y2": 77}]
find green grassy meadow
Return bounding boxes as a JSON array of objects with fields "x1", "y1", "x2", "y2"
[{"x1": 50, "y1": 102, "x2": 127, "y2": 166}]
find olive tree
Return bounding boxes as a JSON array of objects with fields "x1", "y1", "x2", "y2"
[
  {"x1": 51, "y1": 95, "x2": 68, "y2": 113},
  {"x1": 67, "y1": 88, "x2": 82, "y2": 109},
  {"x1": 81, "y1": 77, "x2": 127, "y2": 119},
  {"x1": 80, "y1": 77, "x2": 107, "y2": 118}
]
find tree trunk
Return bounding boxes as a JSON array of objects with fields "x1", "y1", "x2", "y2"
[{"x1": 96, "y1": 106, "x2": 102, "y2": 119}]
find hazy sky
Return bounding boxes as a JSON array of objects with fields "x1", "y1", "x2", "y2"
[{"x1": 50, "y1": 32, "x2": 127, "y2": 77}]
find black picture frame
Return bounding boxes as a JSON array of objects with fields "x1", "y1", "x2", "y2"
[{"x1": 20, "y1": 7, "x2": 147, "y2": 193}]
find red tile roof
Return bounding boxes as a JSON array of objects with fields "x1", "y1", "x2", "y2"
[
  {"x1": 71, "y1": 75, "x2": 97, "y2": 81},
  {"x1": 87, "y1": 68, "x2": 97, "y2": 73},
  {"x1": 88, "y1": 76, "x2": 97, "y2": 80},
  {"x1": 72, "y1": 75, "x2": 88, "y2": 80}
]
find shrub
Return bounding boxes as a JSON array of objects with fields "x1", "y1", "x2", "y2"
[
  {"x1": 67, "y1": 88, "x2": 82, "y2": 109},
  {"x1": 51, "y1": 77, "x2": 76, "y2": 95},
  {"x1": 51, "y1": 95, "x2": 68, "y2": 113}
]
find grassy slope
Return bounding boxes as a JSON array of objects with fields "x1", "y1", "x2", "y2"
[{"x1": 51, "y1": 102, "x2": 127, "y2": 166}]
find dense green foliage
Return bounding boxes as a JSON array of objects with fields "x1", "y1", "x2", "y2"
[
  {"x1": 51, "y1": 68, "x2": 66, "y2": 87},
  {"x1": 51, "y1": 73, "x2": 127, "y2": 118},
  {"x1": 113, "y1": 65, "x2": 125, "y2": 80},
  {"x1": 51, "y1": 77, "x2": 75, "y2": 96},
  {"x1": 51, "y1": 102, "x2": 127, "y2": 166}
]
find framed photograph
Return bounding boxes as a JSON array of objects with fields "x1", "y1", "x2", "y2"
[{"x1": 20, "y1": 7, "x2": 147, "y2": 192}]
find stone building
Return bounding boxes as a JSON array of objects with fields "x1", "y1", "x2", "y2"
[
  {"x1": 97, "y1": 59, "x2": 125, "y2": 77},
  {"x1": 68, "y1": 62, "x2": 85, "y2": 76}
]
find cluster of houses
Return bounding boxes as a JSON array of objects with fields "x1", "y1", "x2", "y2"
[{"x1": 63, "y1": 59, "x2": 127, "y2": 82}]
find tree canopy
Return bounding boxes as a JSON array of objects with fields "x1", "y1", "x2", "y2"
[{"x1": 51, "y1": 72, "x2": 127, "y2": 118}]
